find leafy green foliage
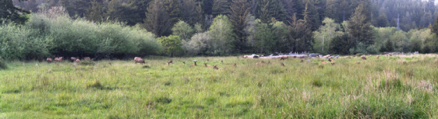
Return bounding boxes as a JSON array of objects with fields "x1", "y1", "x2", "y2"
[
  {"x1": 158, "y1": 35, "x2": 183, "y2": 57},
  {"x1": 0, "y1": 57, "x2": 7, "y2": 70},
  {"x1": 208, "y1": 15, "x2": 235, "y2": 55},
  {"x1": 329, "y1": 34, "x2": 354, "y2": 55},
  {"x1": 172, "y1": 20, "x2": 194, "y2": 41}
]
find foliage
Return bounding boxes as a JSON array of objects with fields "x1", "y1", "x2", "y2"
[
  {"x1": 313, "y1": 18, "x2": 344, "y2": 54},
  {"x1": 253, "y1": 20, "x2": 274, "y2": 53},
  {"x1": 158, "y1": 35, "x2": 183, "y2": 57},
  {"x1": 208, "y1": 15, "x2": 235, "y2": 55},
  {"x1": 0, "y1": 0, "x2": 30, "y2": 24},
  {"x1": 183, "y1": 32, "x2": 209, "y2": 56},
  {"x1": 348, "y1": 3, "x2": 374, "y2": 46},
  {"x1": 328, "y1": 34, "x2": 354, "y2": 55},
  {"x1": 0, "y1": 7, "x2": 161, "y2": 60},
  {"x1": 0, "y1": 57, "x2": 7, "y2": 70},
  {"x1": 172, "y1": 20, "x2": 194, "y2": 41}
]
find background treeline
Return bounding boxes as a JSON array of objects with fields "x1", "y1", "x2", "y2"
[{"x1": 2, "y1": 0, "x2": 438, "y2": 60}]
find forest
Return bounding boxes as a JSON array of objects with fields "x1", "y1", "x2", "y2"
[{"x1": 2, "y1": 0, "x2": 438, "y2": 60}]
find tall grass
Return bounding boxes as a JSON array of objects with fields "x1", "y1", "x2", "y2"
[
  {"x1": 0, "y1": 55, "x2": 437, "y2": 118},
  {"x1": 0, "y1": 7, "x2": 162, "y2": 60}
]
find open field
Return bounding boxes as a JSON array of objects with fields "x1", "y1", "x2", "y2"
[{"x1": 1, "y1": 55, "x2": 438, "y2": 118}]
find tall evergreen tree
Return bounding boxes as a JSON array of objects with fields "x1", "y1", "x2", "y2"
[
  {"x1": 85, "y1": 0, "x2": 104, "y2": 22},
  {"x1": 430, "y1": 16, "x2": 438, "y2": 35},
  {"x1": 0, "y1": 0, "x2": 30, "y2": 24},
  {"x1": 143, "y1": 0, "x2": 173, "y2": 37},
  {"x1": 229, "y1": 0, "x2": 251, "y2": 53},
  {"x1": 303, "y1": 0, "x2": 320, "y2": 31},
  {"x1": 348, "y1": 3, "x2": 374, "y2": 45}
]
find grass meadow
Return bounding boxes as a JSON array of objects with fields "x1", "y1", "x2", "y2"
[{"x1": 1, "y1": 55, "x2": 438, "y2": 118}]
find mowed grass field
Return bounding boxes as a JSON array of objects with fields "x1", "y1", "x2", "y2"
[{"x1": 1, "y1": 55, "x2": 438, "y2": 118}]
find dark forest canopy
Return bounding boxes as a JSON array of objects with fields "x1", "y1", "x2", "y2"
[{"x1": 11, "y1": 0, "x2": 438, "y2": 31}]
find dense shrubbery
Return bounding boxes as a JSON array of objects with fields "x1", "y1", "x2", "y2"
[
  {"x1": 0, "y1": 57, "x2": 7, "y2": 70},
  {"x1": 0, "y1": 7, "x2": 162, "y2": 60}
]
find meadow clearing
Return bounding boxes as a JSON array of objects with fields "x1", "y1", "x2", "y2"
[{"x1": 1, "y1": 55, "x2": 438, "y2": 118}]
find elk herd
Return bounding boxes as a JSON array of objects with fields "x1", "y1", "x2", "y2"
[{"x1": 43, "y1": 54, "x2": 379, "y2": 70}]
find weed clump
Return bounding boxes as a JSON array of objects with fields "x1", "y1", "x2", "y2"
[
  {"x1": 155, "y1": 97, "x2": 172, "y2": 104},
  {"x1": 142, "y1": 65, "x2": 151, "y2": 68}
]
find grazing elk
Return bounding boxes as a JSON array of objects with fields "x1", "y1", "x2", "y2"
[
  {"x1": 213, "y1": 65, "x2": 219, "y2": 70},
  {"x1": 134, "y1": 57, "x2": 145, "y2": 64},
  {"x1": 84, "y1": 57, "x2": 91, "y2": 60},
  {"x1": 361, "y1": 56, "x2": 367, "y2": 60},
  {"x1": 167, "y1": 60, "x2": 173, "y2": 65},
  {"x1": 46, "y1": 58, "x2": 53, "y2": 63}
]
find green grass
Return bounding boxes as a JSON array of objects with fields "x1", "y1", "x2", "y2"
[{"x1": 1, "y1": 55, "x2": 438, "y2": 118}]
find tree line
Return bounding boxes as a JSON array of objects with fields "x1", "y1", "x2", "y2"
[{"x1": 1, "y1": 0, "x2": 438, "y2": 60}]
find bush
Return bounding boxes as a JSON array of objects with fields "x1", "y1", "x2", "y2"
[{"x1": 0, "y1": 7, "x2": 162, "y2": 60}]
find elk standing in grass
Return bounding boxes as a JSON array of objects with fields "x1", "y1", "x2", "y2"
[
  {"x1": 167, "y1": 60, "x2": 173, "y2": 65},
  {"x1": 134, "y1": 57, "x2": 145, "y2": 64},
  {"x1": 54, "y1": 57, "x2": 63, "y2": 62},
  {"x1": 84, "y1": 57, "x2": 91, "y2": 60},
  {"x1": 192, "y1": 61, "x2": 197, "y2": 66},
  {"x1": 361, "y1": 56, "x2": 367, "y2": 60},
  {"x1": 75, "y1": 59, "x2": 80, "y2": 63},
  {"x1": 70, "y1": 57, "x2": 77, "y2": 62},
  {"x1": 46, "y1": 58, "x2": 53, "y2": 63}
]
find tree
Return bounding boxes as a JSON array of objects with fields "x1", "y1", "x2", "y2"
[
  {"x1": 303, "y1": 0, "x2": 320, "y2": 31},
  {"x1": 172, "y1": 20, "x2": 194, "y2": 41},
  {"x1": 313, "y1": 18, "x2": 344, "y2": 53},
  {"x1": 208, "y1": 15, "x2": 235, "y2": 55},
  {"x1": 229, "y1": 0, "x2": 251, "y2": 53},
  {"x1": 385, "y1": 39, "x2": 394, "y2": 52},
  {"x1": 85, "y1": 0, "x2": 103, "y2": 22},
  {"x1": 254, "y1": 20, "x2": 274, "y2": 53},
  {"x1": 181, "y1": 0, "x2": 203, "y2": 26},
  {"x1": 158, "y1": 35, "x2": 183, "y2": 57},
  {"x1": 348, "y1": 3, "x2": 374, "y2": 46},
  {"x1": 376, "y1": 14, "x2": 389, "y2": 27},
  {"x1": 329, "y1": 34, "x2": 354, "y2": 55},
  {"x1": 143, "y1": 0, "x2": 173, "y2": 37},
  {"x1": 256, "y1": 0, "x2": 286, "y2": 23},
  {"x1": 0, "y1": 0, "x2": 30, "y2": 24},
  {"x1": 212, "y1": 0, "x2": 229, "y2": 16},
  {"x1": 430, "y1": 16, "x2": 438, "y2": 35},
  {"x1": 288, "y1": 14, "x2": 313, "y2": 52}
]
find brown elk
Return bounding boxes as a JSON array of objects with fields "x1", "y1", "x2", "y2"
[
  {"x1": 204, "y1": 63, "x2": 208, "y2": 67},
  {"x1": 233, "y1": 63, "x2": 237, "y2": 67},
  {"x1": 134, "y1": 57, "x2": 145, "y2": 64},
  {"x1": 361, "y1": 56, "x2": 367, "y2": 60},
  {"x1": 75, "y1": 59, "x2": 80, "y2": 63},
  {"x1": 46, "y1": 58, "x2": 53, "y2": 63},
  {"x1": 221, "y1": 60, "x2": 223, "y2": 64},
  {"x1": 300, "y1": 60, "x2": 304, "y2": 63},
  {"x1": 70, "y1": 57, "x2": 77, "y2": 62},
  {"x1": 167, "y1": 60, "x2": 173, "y2": 65},
  {"x1": 322, "y1": 61, "x2": 327, "y2": 64},
  {"x1": 328, "y1": 58, "x2": 332, "y2": 62},
  {"x1": 192, "y1": 61, "x2": 197, "y2": 66},
  {"x1": 84, "y1": 57, "x2": 91, "y2": 60},
  {"x1": 376, "y1": 55, "x2": 379, "y2": 59},
  {"x1": 213, "y1": 65, "x2": 219, "y2": 70},
  {"x1": 54, "y1": 57, "x2": 63, "y2": 62},
  {"x1": 182, "y1": 62, "x2": 185, "y2": 64},
  {"x1": 280, "y1": 56, "x2": 288, "y2": 60},
  {"x1": 281, "y1": 63, "x2": 285, "y2": 67},
  {"x1": 243, "y1": 55, "x2": 248, "y2": 58}
]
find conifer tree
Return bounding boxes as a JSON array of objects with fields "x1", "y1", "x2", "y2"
[
  {"x1": 348, "y1": 3, "x2": 374, "y2": 45},
  {"x1": 229, "y1": 0, "x2": 251, "y2": 53}
]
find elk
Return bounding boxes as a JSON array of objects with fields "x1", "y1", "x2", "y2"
[
  {"x1": 361, "y1": 56, "x2": 367, "y2": 60},
  {"x1": 134, "y1": 57, "x2": 145, "y2": 64},
  {"x1": 70, "y1": 57, "x2": 77, "y2": 62},
  {"x1": 233, "y1": 63, "x2": 237, "y2": 67},
  {"x1": 192, "y1": 61, "x2": 197, "y2": 66},
  {"x1": 75, "y1": 59, "x2": 80, "y2": 63},
  {"x1": 182, "y1": 62, "x2": 185, "y2": 64},
  {"x1": 300, "y1": 60, "x2": 304, "y2": 63},
  {"x1": 54, "y1": 57, "x2": 63, "y2": 62},
  {"x1": 213, "y1": 65, "x2": 219, "y2": 70},
  {"x1": 280, "y1": 56, "x2": 288, "y2": 60},
  {"x1": 243, "y1": 55, "x2": 248, "y2": 58},
  {"x1": 46, "y1": 58, "x2": 53, "y2": 63},
  {"x1": 328, "y1": 58, "x2": 332, "y2": 62},
  {"x1": 221, "y1": 60, "x2": 223, "y2": 64},
  {"x1": 322, "y1": 61, "x2": 327, "y2": 64},
  {"x1": 167, "y1": 60, "x2": 173, "y2": 65},
  {"x1": 281, "y1": 63, "x2": 285, "y2": 67},
  {"x1": 256, "y1": 61, "x2": 265, "y2": 65},
  {"x1": 84, "y1": 57, "x2": 91, "y2": 60},
  {"x1": 204, "y1": 63, "x2": 208, "y2": 67},
  {"x1": 376, "y1": 55, "x2": 379, "y2": 59}
]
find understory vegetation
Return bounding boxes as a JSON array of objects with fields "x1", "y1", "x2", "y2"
[{"x1": 1, "y1": 55, "x2": 438, "y2": 118}]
